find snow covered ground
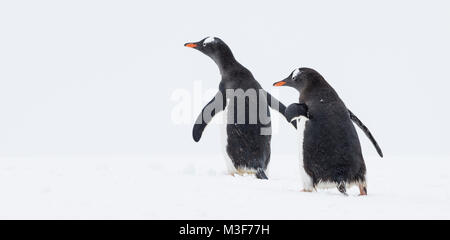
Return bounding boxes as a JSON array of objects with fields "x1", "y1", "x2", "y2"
[{"x1": 0, "y1": 153, "x2": 449, "y2": 219}]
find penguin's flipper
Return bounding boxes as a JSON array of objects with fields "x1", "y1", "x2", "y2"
[
  {"x1": 348, "y1": 110, "x2": 383, "y2": 158},
  {"x1": 285, "y1": 103, "x2": 309, "y2": 123},
  {"x1": 265, "y1": 91, "x2": 297, "y2": 129},
  {"x1": 192, "y1": 91, "x2": 227, "y2": 142}
]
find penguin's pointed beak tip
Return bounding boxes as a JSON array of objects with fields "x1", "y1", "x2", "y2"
[
  {"x1": 184, "y1": 42, "x2": 198, "y2": 48},
  {"x1": 273, "y1": 81, "x2": 286, "y2": 87}
]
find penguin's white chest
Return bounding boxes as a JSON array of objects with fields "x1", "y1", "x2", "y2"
[
  {"x1": 294, "y1": 116, "x2": 308, "y2": 163},
  {"x1": 293, "y1": 116, "x2": 314, "y2": 190}
]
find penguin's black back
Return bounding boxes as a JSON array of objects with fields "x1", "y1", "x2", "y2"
[
  {"x1": 301, "y1": 79, "x2": 366, "y2": 186},
  {"x1": 220, "y1": 66, "x2": 271, "y2": 173}
]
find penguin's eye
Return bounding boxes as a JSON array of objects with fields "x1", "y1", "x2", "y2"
[{"x1": 203, "y1": 42, "x2": 207, "y2": 47}]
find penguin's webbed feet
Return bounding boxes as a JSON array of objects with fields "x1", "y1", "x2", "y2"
[
  {"x1": 300, "y1": 189, "x2": 314, "y2": 193},
  {"x1": 337, "y1": 182, "x2": 348, "y2": 196},
  {"x1": 358, "y1": 184, "x2": 368, "y2": 196}
]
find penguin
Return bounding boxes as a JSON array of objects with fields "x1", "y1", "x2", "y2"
[
  {"x1": 273, "y1": 68, "x2": 382, "y2": 195},
  {"x1": 184, "y1": 36, "x2": 293, "y2": 179}
]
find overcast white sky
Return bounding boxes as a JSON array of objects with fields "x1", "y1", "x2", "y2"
[{"x1": 0, "y1": 0, "x2": 449, "y2": 158}]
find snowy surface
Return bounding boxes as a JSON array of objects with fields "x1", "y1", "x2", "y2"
[{"x1": 1, "y1": 154, "x2": 449, "y2": 219}]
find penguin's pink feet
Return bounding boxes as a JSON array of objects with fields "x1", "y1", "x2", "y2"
[
  {"x1": 300, "y1": 189, "x2": 313, "y2": 192},
  {"x1": 358, "y1": 184, "x2": 367, "y2": 196}
]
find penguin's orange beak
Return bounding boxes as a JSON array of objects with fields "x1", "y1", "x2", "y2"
[
  {"x1": 273, "y1": 81, "x2": 286, "y2": 87},
  {"x1": 184, "y1": 43, "x2": 198, "y2": 48}
]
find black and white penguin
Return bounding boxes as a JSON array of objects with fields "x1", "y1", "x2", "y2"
[
  {"x1": 185, "y1": 36, "x2": 292, "y2": 179},
  {"x1": 273, "y1": 68, "x2": 382, "y2": 195}
]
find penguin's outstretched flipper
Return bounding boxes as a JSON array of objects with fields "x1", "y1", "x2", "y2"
[
  {"x1": 192, "y1": 91, "x2": 226, "y2": 142},
  {"x1": 265, "y1": 91, "x2": 297, "y2": 129},
  {"x1": 255, "y1": 168, "x2": 268, "y2": 180},
  {"x1": 348, "y1": 110, "x2": 383, "y2": 158},
  {"x1": 285, "y1": 103, "x2": 309, "y2": 123}
]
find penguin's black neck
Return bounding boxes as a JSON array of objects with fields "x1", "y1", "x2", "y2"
[{"x1": 209, "y1": 48, "x2": 243, "y2": 76}]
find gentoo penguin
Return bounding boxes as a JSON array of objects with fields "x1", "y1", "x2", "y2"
[
  {"x1": 273, "y1": 68, "x2": 381, "y2": 195},
  {"x1": 185, "y1": 36, "x2": 292, "y2": 179}
]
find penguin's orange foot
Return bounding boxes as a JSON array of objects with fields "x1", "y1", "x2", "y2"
[
  {"x1": 300, "y1": 189, "x2": 313, "y2": 192},
  {"x1": 358, "y1": 184, "x2": 367, "y2": 196}
]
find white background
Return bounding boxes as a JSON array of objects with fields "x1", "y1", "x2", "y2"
[{"x1": 0, "y1": 0, "x2": 449, "y2": 219}]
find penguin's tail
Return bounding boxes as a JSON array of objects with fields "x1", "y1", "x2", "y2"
[{"x1": 255, "y1": 168, "x2": 268, "y2": 180}]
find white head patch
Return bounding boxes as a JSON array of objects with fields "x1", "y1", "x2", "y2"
[
  {"x1": 204, "y1": 36, "x2": 215, "y2": 44},
  {"x1": 292, "y1": 68, "x2": 301, "y2": 79}
]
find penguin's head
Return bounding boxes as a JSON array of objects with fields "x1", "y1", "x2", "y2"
[
  {"x1": 273, "y1": 68, "x2": 321, "y2": 92},
  {"x1": 184, "y1": 36, "x2": 234, "y2": 62}
]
